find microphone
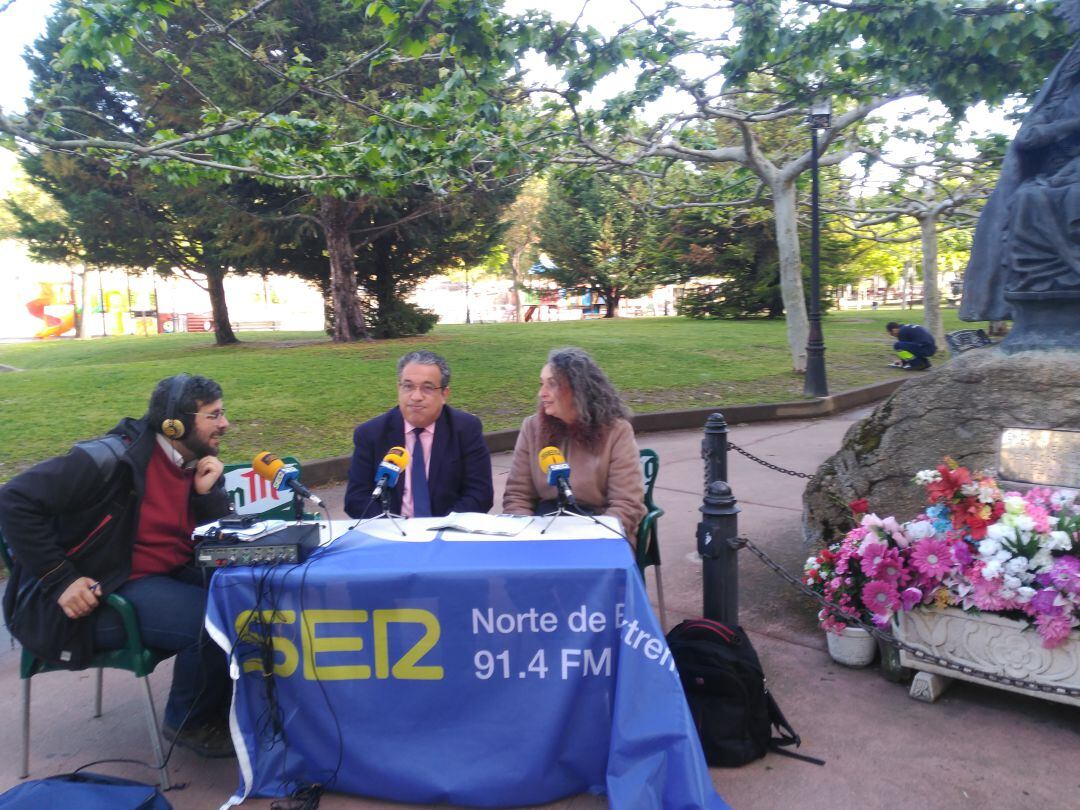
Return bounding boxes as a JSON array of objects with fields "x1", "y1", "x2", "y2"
[
  {"x1": 538, "y1": 446, "x2": 576, "y2": 509},
  {"x1": 252, "y1": 451, "x2": 325, "y2": 507},
  {"x1": 372, "y1": 446, "x2": 410, "y2": 501}
]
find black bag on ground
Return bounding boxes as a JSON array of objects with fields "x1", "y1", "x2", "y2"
[{"x1": 667, "y1": 618, "x2": 822, "y2": 767}]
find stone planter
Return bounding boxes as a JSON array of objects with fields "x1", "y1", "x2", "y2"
[
  {"x1": 895, "y1": 606, "x2": 1080, "y2": 707},
  {"x1": 825, "y1": 626, "x2": 877, "y2": 668}
]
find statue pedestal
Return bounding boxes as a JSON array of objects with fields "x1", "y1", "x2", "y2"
[
  {"x1": 802, "y1": 351, "x2": 1080, "y2": 546},
  {"x1": 1000, "y1": 291, "x2": 1080, "y2": 354}
]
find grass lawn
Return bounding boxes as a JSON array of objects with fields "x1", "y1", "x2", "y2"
[{"x1": 0, "y1": 308, "x2": 964, "y2": 481}]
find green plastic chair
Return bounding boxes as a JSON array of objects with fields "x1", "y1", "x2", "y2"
[
  {"x1": 637, "y1": 448, "x2": 667, "y2": 628},
  {"x1": 0, "y1": 530, "x2": 172, "y2": 790}
]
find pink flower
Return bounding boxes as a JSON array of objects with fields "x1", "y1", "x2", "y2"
[
  {"x1": 971, "y1": 575, "x2": 1015, "y2": 612},
  {"x1": 951, "y1": 540, "x2": 973, "y2": 566},
  {"x1": 860, "y1": 541, "x2": 888, "y2": 577},
  {"x1": 861, "y1": 580, "x2": 900, "y2": 615},
  {"x1": 910, "y1": 539, "x2": 953, "y2": 579},
  {"x1": 1026, "y1": 503, "x2": 1052, "y2": 534},
  {"x1": 1035, "y1": 612, "x2": 1076, "y2": 649},
  {"x1": 876, "y1": 548, "x2": 908, "y2": 584},
  {"x1": 1041, "y1": 557, "x2": 1080, "y2": 595},
  {"x1": 900, "y1": 587, "x2": 923, "y2": 611}
]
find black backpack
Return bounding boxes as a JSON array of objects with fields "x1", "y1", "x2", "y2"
[{"x1": 666, "y1": 618, "x2": 823, "y2": 767}]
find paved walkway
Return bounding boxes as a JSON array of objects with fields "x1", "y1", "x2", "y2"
[{"x1": 2, "y1": 408, "x2": 1077, "y2": 809}]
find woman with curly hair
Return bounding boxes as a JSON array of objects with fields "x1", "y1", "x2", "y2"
[{"x1": 502, "y1": 347, "x2": 645, "y2": 542}]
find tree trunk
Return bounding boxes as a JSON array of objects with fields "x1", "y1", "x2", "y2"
[
  {"x1": 772, "y1": 179, "x2": 809, "y2": 372},
  {"x1": 509, "y1": 250, "x2": 524, "y2": 322},
  {"x1": 902, "y1": 260, "x2": 914, "y2": 310},
  {"x1": 77, "y1": 266, "x2": 91, "y2": 339},
  {"x1": 318, "y1": 195, "x2": 369, "y2": 342},
  {"x1": 918, "y1": 214, "x2": 945, "y2": 348},
  {"x1": 604, "y1": 290, "x2": 619, "y2": 318},
  {"x1": 206, "y1": 270, "x2": 239, "y2": 346}
]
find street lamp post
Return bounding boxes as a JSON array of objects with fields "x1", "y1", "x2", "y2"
[{"x1": 803, "y1": 99, "x2": 831, "y2": 398}]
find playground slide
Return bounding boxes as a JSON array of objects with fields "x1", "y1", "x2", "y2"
[{"x1": 34, "y1": 310, "x2": 76, "y2": 339}]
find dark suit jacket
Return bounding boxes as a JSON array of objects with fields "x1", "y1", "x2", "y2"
[{"x1": 344, "y1": 405, "x2": 494, "y2": 519}]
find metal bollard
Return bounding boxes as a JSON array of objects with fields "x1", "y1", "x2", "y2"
[{"x1": 698, "y1": 413, "x2": 741, "y2": 624}]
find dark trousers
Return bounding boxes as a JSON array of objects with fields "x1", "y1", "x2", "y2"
[
  {"x1": 93, "y1": 565, "x2": 229, "y2": 728},
  {"x1": 892, "y1": 340, "x2": 934, "y2": 360}
]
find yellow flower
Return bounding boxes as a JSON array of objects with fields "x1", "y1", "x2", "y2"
[{"x1": 933, "y1": 588, "x2": 951, "y2": 609}]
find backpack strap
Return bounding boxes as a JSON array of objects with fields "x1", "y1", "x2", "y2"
[
  {"x1": 765, "y1": 693, "x2": 826, "y2": 766},
  {"x1": 671, "y1": 618, "x2": 738, "y2": 643},
  {"x1": 74, "y1": 434, "x2": 128, "y2": 479}
]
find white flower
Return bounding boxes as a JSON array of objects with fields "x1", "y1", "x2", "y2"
[
  {"x1": 1003, "y1": 574, "x2": 1023, "y2": 591},
  {"x1": 915, "y1": 469, "x2": 942, "y2": 484},
  {"x1": 1050, "y1": 490, "x2": 1076, "y2": 510},
  {"x1": 904, "y1": 520, "x2": 936, "y2": 541},
  {"x1": 978, "y1": 485, "x2": 999, "y2": 504},
  {"x1": 983, "y1": 559, "x2": 1003, "y2": 578},
  {"x1": 1031, "y1": 548, "x2": 1055, "y2": 571},
  {"x1": 1013, "y1": 514, "x2": 1035, "y2": 532},
  {"x1": 1016, "y1": 586, "x2": 1036, "y2": 604},
  {"x1": 960, "y1": 482, "x2": 979, "y2": 497},
  {"x1": 986, "y1": 523, "x2": 1016, "y2": 544},
  {"x1": 1046, "y1": 531, "x2": 1073, "y2": 552},
  {"x1": 978, "y1": 538, "x2": 1003, "y2": 557},
  {"x1": 1005, "y1": 557, "x2": 1030, "y2": 576}
]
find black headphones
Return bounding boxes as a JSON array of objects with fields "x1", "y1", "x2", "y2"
[{"x1": 161, "y1": 373, "x2": 192, "y2": 440}]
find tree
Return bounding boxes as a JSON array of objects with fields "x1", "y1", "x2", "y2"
[
  {"x1": 836, "y1": 127, "x2": 1003, "y2": 344},
  {"x1": 6, "y1": 0, "x2": 543, "y2": 341},
  {"x1": 354, "y1": 185, "x2": 516, "y2": 336},
  {"x1": 499, "y1": 176, "x2": 547, "y2": 322},
  {"x1": 525, "y1": 0, "x2": 1070, "y2": 369},
  {"x1": 537, "y1": 170, "x2": 660, "y2": 317},
  {"x1": 659, "y1": 201, "x2": 859, "y2": 319}
]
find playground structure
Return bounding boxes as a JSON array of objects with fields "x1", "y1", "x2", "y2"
[
  {"x1": 25, "y1": 278, "x2": 167, "y2": 339},
  {"x1": 25, "y1": 282, "x2": 76, "y2": 339}
]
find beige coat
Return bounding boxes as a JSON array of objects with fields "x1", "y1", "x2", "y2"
[{"x1": 502, "y1": 414, "x2": 646, "y2": 543}]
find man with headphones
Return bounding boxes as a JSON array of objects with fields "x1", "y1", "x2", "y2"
[{"x1": 0, "y1": 374, "x2": 235, "y2": 758}]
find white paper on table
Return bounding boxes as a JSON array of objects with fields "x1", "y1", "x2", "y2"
[
  {"x1": 425, "y1": 512, "x2": 535, "y2": 536},
  {"x1": 440, "y1": 513, "x2": 625, "y2": 542}
]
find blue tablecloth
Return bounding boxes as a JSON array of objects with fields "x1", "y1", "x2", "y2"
[{"x1": 205, "y1": 529, "x2": 728, "y2": 809}]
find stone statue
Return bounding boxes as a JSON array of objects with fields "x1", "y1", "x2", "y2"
[{"x1": 961, "y1": 3, "x2": 1080, "y2": 352}]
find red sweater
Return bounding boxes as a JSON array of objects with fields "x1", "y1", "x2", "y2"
[{"x1": 129, "y1": 444, "x2": 197, "y2": 580}]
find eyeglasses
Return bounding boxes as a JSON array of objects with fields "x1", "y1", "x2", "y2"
[
  {"x1": 188, "y1": 408, "x2": 227, "y2": 421},
  {"x1": 398, "y1": 382, "x2": 445, "y2": 396}
]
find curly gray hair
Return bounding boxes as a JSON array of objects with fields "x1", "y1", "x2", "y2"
[{"x1": 544, "y1": 347, "x2": 630, "y2": 434}]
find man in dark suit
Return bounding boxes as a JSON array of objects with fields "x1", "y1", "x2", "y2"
[{"x1": 344, "y1": 350, "x2": 494, "y2": 518}]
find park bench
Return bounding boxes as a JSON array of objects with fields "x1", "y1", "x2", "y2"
[
  {"x1": 230, "y1": 320, "x2": 280, "y2": 331},
  {"x1": 944, "y1": 328, "x2": 994, "y2": 356}
]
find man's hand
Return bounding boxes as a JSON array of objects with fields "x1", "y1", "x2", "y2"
[
  {"x1": 193, "y1": 456, "x2": 225, "y2": 495},
  {"x1": 57, "y1": 576, "x2": 100, "y2": 619}
]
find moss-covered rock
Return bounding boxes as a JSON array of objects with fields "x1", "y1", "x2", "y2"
[{"x1": 803, "y1": 350, "x2": 1080, "y2": 547}]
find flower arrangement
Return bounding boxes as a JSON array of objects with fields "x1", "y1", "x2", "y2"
[{"x1": 805, "y1": 459, "x2": 1080, "y2": 648}]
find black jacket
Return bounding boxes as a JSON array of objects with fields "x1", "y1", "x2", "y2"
[{"x1": 0, "y1": 417, "x2": 230, "y2": 664}]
